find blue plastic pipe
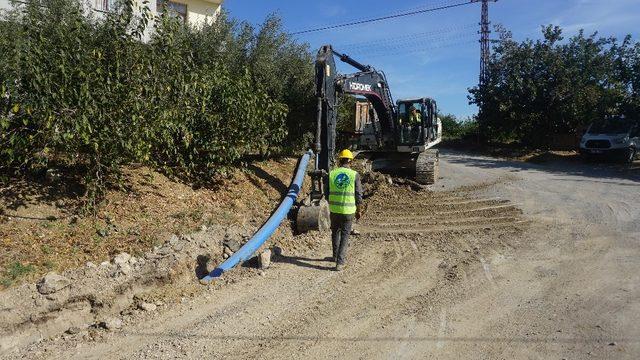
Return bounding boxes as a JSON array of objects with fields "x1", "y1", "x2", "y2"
[{"x1": 200, "y1": 150, "x2": 313, "y2": 283}]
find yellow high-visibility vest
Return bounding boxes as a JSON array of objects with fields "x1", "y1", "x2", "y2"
[
  {"x1": 328, "y1": 167, "x2": 357, "y2": 215},
  {"x1": 410, "y1": 112, "x2": 422, "y2": 124}
]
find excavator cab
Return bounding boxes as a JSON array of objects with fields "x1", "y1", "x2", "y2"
[
  {"x1": 397, "y1": 101, "x2": 425, "y2": 145},
  {"x1": 395, "y1": 98, "x2": 440, "y2": 152}
]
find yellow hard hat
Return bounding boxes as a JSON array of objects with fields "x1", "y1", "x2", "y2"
[{"x1": 337, "y1": 149, "x2": 354, "y2": 160}]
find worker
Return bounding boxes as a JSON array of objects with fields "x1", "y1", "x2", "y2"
[
  {"x1": 409, "y1": 105, "x2": 423, "y2": 142},
  {"x1": 328, "y1": 149, "x2": 363, "y2": 271},
  {"x1": 409, "y1": 105, "x2": 422, "y2": 124}
]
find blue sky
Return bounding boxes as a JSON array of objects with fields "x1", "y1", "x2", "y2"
[{"x1": 224, "y1": 0, "x2": 640, "y2": 119}]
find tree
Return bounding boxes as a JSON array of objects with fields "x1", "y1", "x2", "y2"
[{"x1": 469, "y1": 25, "x2": 637, "y2": 147}]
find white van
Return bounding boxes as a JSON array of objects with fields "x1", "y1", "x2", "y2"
[{"x1": 579, "y1": 116, "x2": 639, "y2": 163}]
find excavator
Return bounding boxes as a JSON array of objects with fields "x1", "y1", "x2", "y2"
[{"x1": 296, "y1": 45, "x2": 442, "y2": 233}]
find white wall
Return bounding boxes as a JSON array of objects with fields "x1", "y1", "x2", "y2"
[
  {"x1": 0, "y1": 0, "x2": 13, "y2": 11},
  {"x1": 184, "y1": 0, "x2": 221, "y2": 27},
  {"x1": 0, "y1": 0, "x2": 223, "y2": 39}
]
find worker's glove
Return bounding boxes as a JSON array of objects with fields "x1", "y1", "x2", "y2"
[{"x1": 356, "y1": 207, "x2": 363, "y2": 220}]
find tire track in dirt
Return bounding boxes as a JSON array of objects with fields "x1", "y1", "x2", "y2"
[
  {"x1": 247, "y1": 185, "x2": 529, "y2": 359},
  {"x1": 8, "y1": 183, "x2": 530, "y2": 360},
  {"x1": 207, "y1": 183, "x2": 530, "y2": 359},
  {"x1": 360, "y1": 189, "x2": 523, "y2": 238}
]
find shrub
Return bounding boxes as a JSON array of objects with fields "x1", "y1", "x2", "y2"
[
  {"x1": 440, "y1": 114, "x2": 478, "y2": 140},
  {"x1": 0, "y1": 0, "x2": 313, "y2": 204}
]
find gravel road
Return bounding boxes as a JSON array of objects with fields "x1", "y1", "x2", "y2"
[{"x1": 9, "y1": 150, "x2": 640, "y2": 359}]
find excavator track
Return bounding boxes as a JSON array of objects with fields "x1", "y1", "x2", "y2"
[{"x1": 415, "y1": 149, "x2": 439, "y2": 185}]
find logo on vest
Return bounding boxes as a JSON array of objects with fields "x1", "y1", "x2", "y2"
[{"x1": 334, "y1": 173, "x2": 351, "y2": 190}]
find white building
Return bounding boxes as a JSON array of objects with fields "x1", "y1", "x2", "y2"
[{"x1": 1, "y1": 0, "x2": 224, "y2": 28}]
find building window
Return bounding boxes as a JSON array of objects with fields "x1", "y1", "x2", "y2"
[
  {"x1": 95, "y1": 0, "x2": 115, "y2": 12},
  {"x1": 157, "y1": 1, "x2": 188, "y2": 23}
]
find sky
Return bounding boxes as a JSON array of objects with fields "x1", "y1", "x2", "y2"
[{"x1": 224, "y1": 0, "x2": 640, "y2": 119}]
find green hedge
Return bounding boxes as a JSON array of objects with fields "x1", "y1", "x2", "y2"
[{"x1": 0, "y1": 0, "x2": 314, "y2": 202}]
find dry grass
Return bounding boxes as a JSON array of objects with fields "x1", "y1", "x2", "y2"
[{"x1": 0, "y1": 158, "x2": 300, "y2": 289}]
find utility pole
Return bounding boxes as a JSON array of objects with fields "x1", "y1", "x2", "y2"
[{"x1": 472, "y1": 0, "x2": 497, "y2": 87}]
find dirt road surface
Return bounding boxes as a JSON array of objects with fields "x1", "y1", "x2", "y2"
[{"x1": 8, "y1": 150, "x2": 640, "y2": 359}]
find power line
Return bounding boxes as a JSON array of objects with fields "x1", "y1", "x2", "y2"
[
  {"x1": 346, "y1": 32, "x2": 476, "y2": 52},
  {"x1": 289, "y1": 1, "x2": 474, "y2": 35},
  {"x1": 329, "y1": 0, "x2": 465, "y2": 27},
  {"x1": 347, "y1": 34, "x2": 478, "y2": 56},
  {"x1": 344, "y1": 33, "x2": 475, "y2": 52},
  {"x1": 288, "y1": 0, "x2": 461, "y2": 35},
  {"x1": 348, "y1": 39, "x2": 479, "y2": 59},
  {"x1": 335, "y1": 24, "x2": 477, "y2": 50},
  {"x1": 366, "y1": 0, "x2": 464, "y2": 16}
]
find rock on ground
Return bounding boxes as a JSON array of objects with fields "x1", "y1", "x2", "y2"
[
  {"x1": 138, "y1": 302, "x2": 157, "y2": 312},
  {"x1": 113, "y1": 252, "x2": 132, "y2": 265},
  {"x1": 36, "y1": 273, "x2": 71, "y2": 295},
  {"x1": 259, "y1": 249, "x2": 272, "y2": 269},
  {"x1": 102, "y1": 317, "x2": 123, "y2": 330}
]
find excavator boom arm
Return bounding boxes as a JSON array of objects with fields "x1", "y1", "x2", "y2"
[{"x1": 314, "y1": 45, "x2": 397, "y2": 175}]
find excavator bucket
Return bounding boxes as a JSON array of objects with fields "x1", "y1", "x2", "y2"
[{"x1": 296, "y1": 199, "x2": 330, "y2": 233}]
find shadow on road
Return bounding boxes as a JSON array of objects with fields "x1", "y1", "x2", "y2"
[
  {"x1": 442, "y1": 149, "x2": 640, "y2": 184},
  {"x1": 272, "y1": 254, "x2": 335, "y2": 271}
]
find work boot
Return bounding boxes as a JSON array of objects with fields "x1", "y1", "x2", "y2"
[{"x1": 335, "y1": 264, "x2": 344, "y2": 272}]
